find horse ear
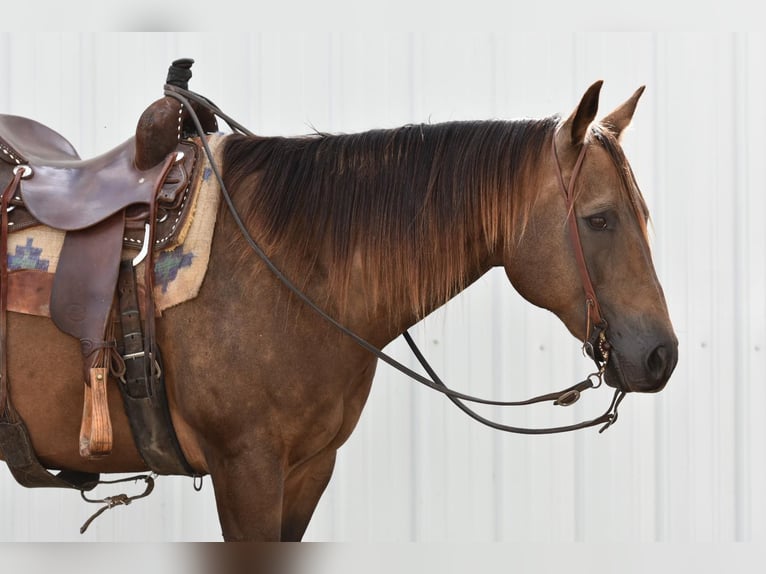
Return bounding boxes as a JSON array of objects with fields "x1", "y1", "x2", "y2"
[
  {"x1": 559, "y1": 80, "x2": 603, "y2": 147},
  {"x1": 601, "y1": 85, "x2": 646, "y2": 140}
]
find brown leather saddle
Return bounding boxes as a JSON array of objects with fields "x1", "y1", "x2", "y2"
[{"x1": 0, "y1": 59, "x2": 217, "y2": 490}]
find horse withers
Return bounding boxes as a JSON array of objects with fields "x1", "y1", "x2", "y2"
[{"x1": 1, "y1": 79, "x2": 677, "y2": 541}]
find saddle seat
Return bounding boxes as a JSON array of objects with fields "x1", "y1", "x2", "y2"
[
  {"x1": 0, "y1": 116, "x2": 183, "y2": 232},
  {"x1": 0, "y1": 114, "x2": 80, "y2": 165}
]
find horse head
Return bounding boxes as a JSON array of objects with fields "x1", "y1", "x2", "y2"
[{"x1": 505, "y1": 81, "x2": 677, "y2": 394}]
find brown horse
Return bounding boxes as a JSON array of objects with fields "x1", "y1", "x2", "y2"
[{"x1": 1, "y1": 80, "x2": 677, "y2": 541}]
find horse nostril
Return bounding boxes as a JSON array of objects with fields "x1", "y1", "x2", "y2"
[{"x1": 646, "y1": 345, "x2": 670, "y2": 383}]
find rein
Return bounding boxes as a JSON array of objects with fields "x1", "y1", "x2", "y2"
[{"x1": 164, "y1": 84, "x2": 625, "y2": 435}]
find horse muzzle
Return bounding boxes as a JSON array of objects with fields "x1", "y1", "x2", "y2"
[{"x1": 602, "y1": 330, "x2": 678, "y2": 393}]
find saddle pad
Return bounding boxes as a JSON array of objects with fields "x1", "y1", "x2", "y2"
[{"x1": 5, "y1": 133, "x2": 225, "y2": 316}]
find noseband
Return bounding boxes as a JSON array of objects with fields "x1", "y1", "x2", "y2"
[{"x1": 168, "y1": 84, "x2": 625, "y2": 435}]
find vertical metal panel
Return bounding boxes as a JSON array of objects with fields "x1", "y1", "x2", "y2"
[
  {"x1": 737, "y1": 34, "x2": 766, "y2": 542},
  {"x1": 0, "y1": 32, "x2": 762, "y2": 543}
]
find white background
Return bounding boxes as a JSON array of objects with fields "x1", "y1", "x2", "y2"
[{"x1": 0, "y1": 30, "x2": 763, "y2": 564}]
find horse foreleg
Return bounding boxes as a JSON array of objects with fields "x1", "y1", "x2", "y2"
[
  {"x1": 281, "y1": 449, "x2": 338, "y2": 541},
  {"x1": 207, "y1": 451, "x2": 285, "y2": 542}
]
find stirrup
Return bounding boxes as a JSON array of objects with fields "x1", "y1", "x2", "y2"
[{"x1": 78, "y1": 367, "x2": 113, "y2": 458}]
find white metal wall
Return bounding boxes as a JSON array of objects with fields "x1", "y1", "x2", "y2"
[{"x1": 0, "y1": 32, "x2": 764, "y2": 544}]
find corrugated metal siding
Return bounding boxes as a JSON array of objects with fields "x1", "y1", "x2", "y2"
[{"x1": 0, "y1": 32, "x2": 763, "y2": 543}]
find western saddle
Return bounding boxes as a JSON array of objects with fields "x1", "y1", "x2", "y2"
[{"x1": 0, "y1": 59, "x2": 217, "y2": 491}]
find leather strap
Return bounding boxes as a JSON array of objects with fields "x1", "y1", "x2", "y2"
[
  {"x1": 115, "y1": 259, "x2": 195, "y2": 476},
  {"x1": 1, "y1": 169, "x2": 23, "y2": 416},
  {"x1": 551, "y1": 137, "x2": 606, "y2": 332},
  {"x1": 0, "y1": 414, "x2": 100, "y2": 490},
  {"x1": 117, "y1": 259, "x2": 151, "y2": 399}
]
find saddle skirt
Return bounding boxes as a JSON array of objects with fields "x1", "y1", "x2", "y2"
[{"x1": 5, "y1": 133, "x2": 225, "y2": 318}]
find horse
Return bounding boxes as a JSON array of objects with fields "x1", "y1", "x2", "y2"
[{"x1": 0, "y1": 78, "x2": 677, "y2": 541}]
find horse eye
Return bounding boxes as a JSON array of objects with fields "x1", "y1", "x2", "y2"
[{"x1": 587, "y1": 216, "x2": 608, "y2": 230}]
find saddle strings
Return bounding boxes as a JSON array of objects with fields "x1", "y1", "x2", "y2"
[
  {"x1": 0, "y1": 169, "x2": 23, "y2": 418},
  {"x1": 163, "y1": 85, "x2": 624, "y2": 435}
]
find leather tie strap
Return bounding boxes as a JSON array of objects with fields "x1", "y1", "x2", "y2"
[{"x1": 117, "y1": 260, "x2": 151, "y2": 399}]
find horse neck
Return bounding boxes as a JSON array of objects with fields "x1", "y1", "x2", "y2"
[
  {"x1": 220, "y1": 121, "x2": 551, "y2": 346},
  {"x1": 321, "y1": 224, "x2": 499, "y2": 349}
]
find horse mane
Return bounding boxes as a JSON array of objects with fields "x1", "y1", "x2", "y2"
[{"x1": 221, "y1": 117, "x2": 559, "y2": 317}]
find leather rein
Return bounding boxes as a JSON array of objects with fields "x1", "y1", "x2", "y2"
[{"x1": 166, "y1": 84, "x2": 626, "y2": 435}]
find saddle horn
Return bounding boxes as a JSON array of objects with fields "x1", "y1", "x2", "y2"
[{"x1": 134, "y1": 58, "x2": 217, "y2": 171}]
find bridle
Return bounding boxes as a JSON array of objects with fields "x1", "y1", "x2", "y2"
[
  {"x1": 165, "y1": 83, "x2": 627, "y2": 435},
  {"x1": 552, "y1": 135, "x2": 608, "y2": 353},
  {"x1": 549, "y1": 134, "x2": 626, "y2": 429}
]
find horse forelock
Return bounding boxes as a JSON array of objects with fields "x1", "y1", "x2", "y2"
[{"x1": 220, "y1": 117, "x2": 557, "y2": 317}]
